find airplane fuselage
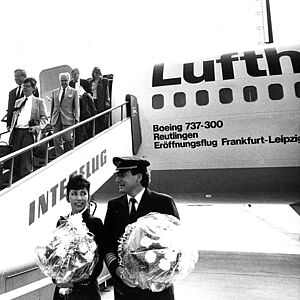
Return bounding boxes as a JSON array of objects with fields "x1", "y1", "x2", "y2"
[{"x1": 131, "y1": 44, "x2": 300, "y2": 194}]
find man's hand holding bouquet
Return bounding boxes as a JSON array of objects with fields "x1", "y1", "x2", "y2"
[{"x1": 118, "y1": 212, "x2": 198, "y2": 292}]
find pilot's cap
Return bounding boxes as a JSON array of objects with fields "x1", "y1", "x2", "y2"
[{"x1": 113, "y1": 156, "x2": 150, "y2": 172}]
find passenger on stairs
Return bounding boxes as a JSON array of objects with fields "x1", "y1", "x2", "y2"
[
  {"x1": 8, "y1": 77, "x2": 47, "y2": 181},
  {"x1": 89, "y1": 67, "x2": 110, "y2": 134},
  {"x1": 50, "y1": 72, "x2": 79, "y2": 157}
]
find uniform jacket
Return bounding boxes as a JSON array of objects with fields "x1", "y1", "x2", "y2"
[
  {"x1": 9, "y1": 96, "x2": 48, "y2": 132},
  {"x1": 50, "y1": 86, "x2": 79, "y2": 126},
  {"x1": 103, "y1": 188, "x2": 179, "y2": 300}
]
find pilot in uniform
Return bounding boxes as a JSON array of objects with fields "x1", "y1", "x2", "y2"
[{"x1": 103, "y1": 156, "x2": 180, "y2": 300}]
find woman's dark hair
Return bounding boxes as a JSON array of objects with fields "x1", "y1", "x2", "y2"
[{"x1": 66, "y1": 174, "x2": 90, "y2": 196}]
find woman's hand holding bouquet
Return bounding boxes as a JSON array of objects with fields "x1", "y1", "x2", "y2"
[{"x1": 36, "y1": 213, "x2": 99, "y2": 295}]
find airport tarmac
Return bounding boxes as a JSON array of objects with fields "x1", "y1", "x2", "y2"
[{"x1": 96, "y1": 199, "x2": 300, "y2": 300}]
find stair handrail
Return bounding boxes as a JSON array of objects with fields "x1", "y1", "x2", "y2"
[{"x1": 0, "y1": 101, "x2": 129, "y2": 187}]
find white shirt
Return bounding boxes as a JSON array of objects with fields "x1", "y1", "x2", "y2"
[
  {"x1": 127, "y1": 188, "x2": 145, "y2": 213},
  {"x1": 74, "y1": 79, "x2": 80, "y2": 90},
  {"x1": 73, "y1": 78, "x2": 85, "y2": 96},
  {"x1": 16, "y1": 85, "x2": 23, "y2": 97},
  {"x1": 91, "y1": 79, "x2": 99, "y2": 99},
  {"x1": 16, "y1": 95, "x2": 33, "y2": 128}
]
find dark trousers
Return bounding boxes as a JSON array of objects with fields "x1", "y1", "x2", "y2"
[
  {"x1": 75, "y1": 120, "x2": 93, "y2": 146},
  {"x1": 93, "y1": 99, "x2": 109, "y2": 134},
  {"x1": 95, "y1": 115, "x2": 108, "y2": 134},
  {"x1": 53, "y1": 280, "x2": 101, "y2": 300},
  {"x1": 10, "y1": 128, "x2": 34, "y2": 179},
  {"x1": 113, "y1": 277, "x2": 175, "y2": 300}
]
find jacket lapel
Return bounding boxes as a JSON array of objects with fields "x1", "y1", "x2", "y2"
[
  {"x1": 61, "y1": 86, "x2": 72, "y2": 105},
  {"x1": 58, "y1": 87, "x2": 66, "y2": 104},
  {"x1": 15, "y1": 96, "x2": 27, "y2": 109},
  {"x1": 30, "y1": 96, "x2": 37, "y2": 120},
  {"x1": 136, "y1": 189, "x2": 151, "y2": 217},
  {"x1": 60, "y1": 87, "x2": 65, "y2": 104},
  {"x1": 120, "y1": 195, "x2": 130, "y2": 219}
]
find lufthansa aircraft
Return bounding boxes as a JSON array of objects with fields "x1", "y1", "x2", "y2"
[
  {"x1": 124, "y1": 43, "x2": 300, "y2": 197},
  {"x1": 0, "y1": 43, "x2": 299, "y2": 299}
]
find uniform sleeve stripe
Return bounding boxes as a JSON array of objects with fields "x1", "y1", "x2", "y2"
[{"x1": 105, "y1": 253, "x2": 117, "y2": 266}]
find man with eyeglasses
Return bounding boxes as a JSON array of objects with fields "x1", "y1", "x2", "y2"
[{"x1": 9, "y1": 77, "x2": 47, "y2": 181}]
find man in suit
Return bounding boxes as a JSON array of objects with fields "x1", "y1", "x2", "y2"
[
  {"x1": 69, "y1": 68, "x2": 92, "y2": 96},
  {"x1": 7, "y1": 69, "x2": 39, "y2": 129},
  {"x1": 9, "y1": 77, "x2": 47, "y2": 180},
  {"x1": 50, "y1": 72, "x2": 79, "y2": 157},
  {"x1": 103, "y1": 156, "x2": 179, "y2": 300}
]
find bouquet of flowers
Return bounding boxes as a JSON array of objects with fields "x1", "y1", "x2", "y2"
[
  {"x1": 35, "y1": 213, "x2": 99, "y2": 295},
  {"x1": 118, "y1": 212, "x2": 198, "y2": 292}
]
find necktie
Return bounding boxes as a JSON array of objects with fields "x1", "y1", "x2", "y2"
[
  {"x1": 16, "y1": 86, "x2": 21, "y2": 99},
  {"x1": 60, "y1": 88, "x2": 66, "y2": 102},
  {"x1": 14, "y1": 97, "x2": 28, "y2": 111},
  {"x1": 129, "y1": 198, "x2": 138, "y2": 223}
]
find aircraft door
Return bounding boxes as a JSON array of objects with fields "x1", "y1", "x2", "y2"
[{"x1": 126, "y1": 94, "x2": 142, "y2": 155}]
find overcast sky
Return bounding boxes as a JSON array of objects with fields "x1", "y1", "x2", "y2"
[{"x1": 0, "y1": 0, "x2": 299, "y2": 121}]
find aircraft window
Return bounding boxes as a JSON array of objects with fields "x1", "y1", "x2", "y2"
[
  {"x1": 219, "y1": 88, "x2": 233, "y2": 104},
  {"x1": 174, "y1": 92, "x2": 186, "y2": 107},
  {"x1": 243, "y1": 86, "x2": 257, "y2": 102},
  {"x1": 152, "y1": 94, "x2": 164, "y2": 109},
  {"x1": 295, "y1": 82, "x2": 300, "y2": 98},
  {"x1": 268, "y1": 84, "x2": 283, "y2": 100},
  {"x1": 196, "y1": 90, "x2": 209, "y2": 106}
]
